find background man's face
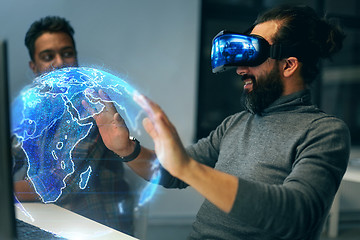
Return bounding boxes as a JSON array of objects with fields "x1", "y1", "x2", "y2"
[{"x1": 30, "y1": 32, "x2": 78, "y2": 75}]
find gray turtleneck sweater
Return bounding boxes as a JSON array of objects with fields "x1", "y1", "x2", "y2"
[{"x1": 159, "y1": 89, "x2": 350, "y2": 240}]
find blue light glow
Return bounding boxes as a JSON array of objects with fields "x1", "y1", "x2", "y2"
[
  {"x1": 11, "y1": 67, "x2": 159, "y2": 205},
  {"x1": 138, "y1": 159, "x2": 161, "y2": 206}
]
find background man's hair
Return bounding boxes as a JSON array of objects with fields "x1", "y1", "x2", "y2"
[{"x1": 25, "y1": 16, "x2": 76, "y2": 61}]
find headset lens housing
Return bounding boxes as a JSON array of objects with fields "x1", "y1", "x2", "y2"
[{"x1": 211, "y1": 31, "x2": 270, "y2": 73}]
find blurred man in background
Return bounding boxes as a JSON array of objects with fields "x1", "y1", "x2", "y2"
[{"x1": 13, "y1": 16, "x2": 134, "y2": 235}]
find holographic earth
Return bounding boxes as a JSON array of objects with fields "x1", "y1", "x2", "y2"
[{"x1": 11, "y1": 67, "x2": 159, "y2": 204}]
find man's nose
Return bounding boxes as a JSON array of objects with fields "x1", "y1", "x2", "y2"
[
  {"x1": 236, "y1": 66, "x2": 248, "y2": 76},
  {"x1": 51, "y1": 54, "x2": 65, "y2": 68}
]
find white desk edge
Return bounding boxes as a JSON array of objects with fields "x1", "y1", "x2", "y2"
[{"x1": 15, "y1": 202, "x2": 138, "y2": 240}]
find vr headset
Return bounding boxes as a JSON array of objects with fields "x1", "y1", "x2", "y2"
[{"x1": 211, "y1": 30, "x2": 299, "y2": 73}]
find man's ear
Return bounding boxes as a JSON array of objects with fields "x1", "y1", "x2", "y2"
[
  {"x1": 29, "y1": 61, "x2": 36, "y2": 74},
  {"x1": 282, "y1": 57, "x2": 299, "y2": 78}
]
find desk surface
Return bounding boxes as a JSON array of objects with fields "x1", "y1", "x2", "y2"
[{"x1": 15, "y1": 202, "x2": 138, "y2": 240}]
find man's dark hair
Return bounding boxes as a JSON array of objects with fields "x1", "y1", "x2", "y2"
[
  {"x1": 254, "y1": 5, "x2": 345, "y2": 85},
  {"x1": 25, "y1": 16, "x2": 76, "y2": 61}
]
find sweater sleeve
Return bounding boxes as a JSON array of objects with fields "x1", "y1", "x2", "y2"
[
  {"x1": 228, "y1": 116, "x2": 350, "y2": 239},
  {"x1": 157, "y1": 130, "x2": 220, "y2": 189},
  {"x1": 158, "y1": 114, "x2": 239, "y2": 189}
]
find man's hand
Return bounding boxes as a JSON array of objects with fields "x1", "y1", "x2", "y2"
[
  {"x1": 134, "y1": 94, "x2": 238, "y2": 213},
  {"x1": 82, "y1": 89, "x2": 135, "y2": 157},
  {"x1": 84, "y1": 91, "x2": 238, "y2": 212},
  {"x1": 134, "y1": 93, "x2": 190, "y2": 177}
]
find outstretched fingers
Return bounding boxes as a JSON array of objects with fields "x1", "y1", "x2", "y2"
[
  {"x1": 134, "y1": 93, "x2": 173, "y2": 132},
  {"x1": 142, "y1": 117, "x2": 158, "y2": 140},
  {"x1": 82, "y1": 89, "x2": 129, "y2": 133},
  {"x1": 98, "y1": 89, "x2": 118, "y2": 113},
  {"x1": 134, "y1": 93, "x2": 189, "y2": 176},
  {"x1": 81, "y1": 99, "x2": 96, "y2": 116}
]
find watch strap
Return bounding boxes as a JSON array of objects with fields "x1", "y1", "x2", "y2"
[{"x1": 120, "y1": 137, "x2": 141, "y2": 162}]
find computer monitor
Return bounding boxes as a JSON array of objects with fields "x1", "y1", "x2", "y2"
[{"x1": 0, "y1": 40, "x2": 17, "y2": 240}]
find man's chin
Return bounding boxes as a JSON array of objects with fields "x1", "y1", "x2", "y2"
[{"x1": 243, "y1": 88, "x2": 253, "y2": 94}]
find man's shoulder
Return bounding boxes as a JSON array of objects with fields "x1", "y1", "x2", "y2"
[{"x1": 310, "y1": 112, "x2": 350, "y2": 134}]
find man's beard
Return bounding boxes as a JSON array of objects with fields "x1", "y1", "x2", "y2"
[{"x1": 241, "y1": 65, "x2": 283, "y2": 115}]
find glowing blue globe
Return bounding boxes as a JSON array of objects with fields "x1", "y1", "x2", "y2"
[{"x1": 11, "y1": 67, "x2": 157, "y2": 204}]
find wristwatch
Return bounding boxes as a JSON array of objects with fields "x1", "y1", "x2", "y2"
[{"x1": 120, "y1": 137, "x2": 141, "y2": 162}]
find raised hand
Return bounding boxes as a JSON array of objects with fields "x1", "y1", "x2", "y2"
[
  {"x1": 134, "y1": 93, "x2": 190, "y2": 177},
  {"x1": 82, "y1": 89, "x2": 135, "y2": 157}
]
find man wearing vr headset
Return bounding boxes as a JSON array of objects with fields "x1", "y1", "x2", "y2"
[{"x1": 85, "y1": 5, "x2": 350, "y2": 240}]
